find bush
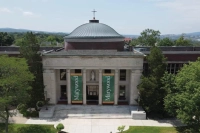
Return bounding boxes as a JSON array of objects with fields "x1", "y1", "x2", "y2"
[
  {"x1": 118, "y1": 125, "x2": 125, "y2": 133},
  {"x1": 16, "y1": 125, "x2": 55, "y2": 133},
  {"x1": 56, "y1": 123, "x2": 64, "y2": 132}
]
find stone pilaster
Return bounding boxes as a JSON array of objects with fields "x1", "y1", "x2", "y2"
[
  {"x1": 99, "y1": 69, "x2": 102, "y2": 105},
  {"x1": 67, "y1": 69, "x2": 71, "y2": 104},
  {"x1": 129, "y1": 69, "x2": 142, "y2": 105},
  {"x1": 43, "y1": 69, "x2": 57, "y2": 104},
  {"x1": 83, "y1": 69, "x2": 86, "y2": 105},
  {"x1": 114, "y1": 69, "x2": 119, "y2": 105}
]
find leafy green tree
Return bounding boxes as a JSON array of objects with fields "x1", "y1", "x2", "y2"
[
  {"x1": 136, "y1": 29, "x2": 161, "y2": 46},
  {"x1": 157, "y1": 38, "x2": 175, "y2": 46},
  {"x1": 0, "y1": 55, "x2": 34, "y2": 133},
  {"x1": 0, "y1": 32, "x2": 14, "y2": 46},
  {"x1": 138, "y1": 46, "x2": 167, "y2": 114},
  {"x1": 175, "y1": 35, "x2": 192, "y2": 46},
  {"x1": 164, "y1": 58, "x2": 200, "y2": 132},
  {"x1": 19, "y1": 32, "x2": 44, "y2": 110},
  {"x1": 161, "y1": 72, "x2": 176, "y2": 116},
  {"x1": 47, "y1": 35, "x2": 56, "y2": 45}
]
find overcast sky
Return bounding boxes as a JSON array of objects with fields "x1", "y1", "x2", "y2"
[{"x1": 0, "y1": 0, "x2": 200, "y2": 35}]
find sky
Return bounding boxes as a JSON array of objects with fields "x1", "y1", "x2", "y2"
[{"x1": 0, "y1": 0, "x2": 200, "y2": 35}]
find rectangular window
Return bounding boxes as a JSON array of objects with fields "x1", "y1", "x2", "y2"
[
  {"x1": 60, "y1": 69, "x2": 66, "y2": 80},
  {"x1": 104, "y1": 69, "x2": 111, "y2": 73},
  {"x1": 60, "y1": 85, "x2": 67, "y2": 100},
  {"x1": 119, "y1": 85, "x2": 126, "y2": 100},
  {"x1": 120, "y1": 69, "x2": 126, "y2": 81},
  {"x1": 75, "y1": 69, "x2": 81, "y2": 73}
]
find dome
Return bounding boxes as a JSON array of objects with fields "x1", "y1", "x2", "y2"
[{"x1": 64, "y1": 21, "x2": 124, "y2": 39}]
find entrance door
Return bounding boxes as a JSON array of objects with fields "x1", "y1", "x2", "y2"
[{"x1": 86, "y1": 85, "x2": 99, "y2": 104}]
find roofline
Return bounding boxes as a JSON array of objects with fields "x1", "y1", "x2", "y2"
[{"x1": 64, "y1": 38, "x2": 124, "y2": 42}]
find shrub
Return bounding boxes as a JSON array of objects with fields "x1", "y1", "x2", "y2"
[
  {"x1": 118, "y1": 125, "x2": 125, "y2": 133},
  {"x1": 56, "y1": 123, "x2": 64, "y2": 132}
]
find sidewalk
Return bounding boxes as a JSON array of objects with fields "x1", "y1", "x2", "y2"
[{"x1": 25, "y1": 118, "x2": 184, "y2": 133}]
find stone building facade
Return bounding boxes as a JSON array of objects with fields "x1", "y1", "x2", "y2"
[{"x1": 42, "y1": 19, "x2": 145, "y2": 105}]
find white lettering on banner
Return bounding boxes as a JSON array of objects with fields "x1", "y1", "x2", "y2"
[
  {"x1": 105, "y1": 76, "x2": 111, "y2": 101},
  {"x1": 74, "y1": 76, "x2": 79, "y2": 100}
]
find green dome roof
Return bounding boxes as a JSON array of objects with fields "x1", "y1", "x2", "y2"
[{"x1": 65, "y1": 22, "x2": 124, "y2": 39}]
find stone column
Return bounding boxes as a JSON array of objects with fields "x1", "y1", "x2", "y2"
[
  {"x1": 67, "y1": 69, "x2": 71, "y2": 104},
  {"x1": 83, "y1": 69, "x2": 86, "y2": 105},
  {"x1": 99, "y1": 69, "x2": 102, "y2": 105},
  {"x1": 43, "y1": 69, "x2": 57, "y2": 104},
  {"x1": 129, "y1": 70, "x2": 142, "y2": 105},
  {"x1": 114, "y1": 69, "x2": 119, "y2": 105}
]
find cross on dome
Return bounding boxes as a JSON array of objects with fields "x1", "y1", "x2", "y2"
[{"x1": 92, "y1": 9, "x2": 97, "y2": 20}]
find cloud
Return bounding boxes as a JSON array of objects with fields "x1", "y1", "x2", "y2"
[
  {"x1": 0, "y1": 7, "x2": 12, "y2": 13},
  {"x1": 23, "y1": 11, "x2": 40, "y2": 17},
  {"x1": 155, "y1": 0, "x2": 200, "y2": 18}
]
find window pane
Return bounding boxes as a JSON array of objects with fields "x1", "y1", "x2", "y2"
[
  {"x1": 60, "y1": 69, "x2": 66, "y2": 80},
  {"x1": 120, "y1": 70, "x2": 126, "y2": 81},
  {"x1": 75, "y1": 69, "x2": 81, "y2": 73},
  {"x1": 60, "y1": 85, "x2": 67, "y2": 100},
  {"x1": 119, "y1": 85, "x2": 126, "y2": 100},
  {"x1": 104, "y1": 69, "x2": 111, "y2": 73}
]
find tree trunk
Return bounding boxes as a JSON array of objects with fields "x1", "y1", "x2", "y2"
[{"x1": 5, "y1": 107, "x2": 9, "y2": 133}]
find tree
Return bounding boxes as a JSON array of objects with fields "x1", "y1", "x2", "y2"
[
  {"x1": 47, "y1": 35, "x2": 56, "y2": 45},
  {"x1": 136, "y1": 29, "x2": 161, "y2": 46},
  {"x1": 0, "y1": 55, "x2": 34, "y2": 133},
  {"x1": 175, "y1": 35, "x2": 192, "y2": 46},
  {"x1": 157, "y1": 38, "x2": 175, "y2": 46},
  {"x1": 164, "y1": 58, "x2": 200, "y2": 132},
  {"x1": 161, "y1": 72, "x2": 176, "y2": 116},
  {"x1": 0, "y1": 32, "x2": 14, "y2": 46},
  {"x1": 19, "y1": 32, "x2": 44, "y2": 110},
  {"x1": 138, "y1": 46, "x2": 167, "y2": 115}
]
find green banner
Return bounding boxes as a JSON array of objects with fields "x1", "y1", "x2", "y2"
[
  {"x1": 102, "y1": 75, "x2": 114, "y2": 103},
  {"x1": 71, "y1": 75, "x2": 83, "y2": 103}
]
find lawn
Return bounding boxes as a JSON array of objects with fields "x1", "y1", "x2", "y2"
[
  {"x1": 123, "y1": 126, "x2": 187, "y2": 133},
  {"x1": 0, "y1": 123, "x2": 57, "y2": 133}
]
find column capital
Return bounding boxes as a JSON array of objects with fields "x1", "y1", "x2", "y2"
[
  {"x1": 67, "y1": 69, "x2": 70, "y2": 73},
  {"x1": 83, "y1": 69, "x2": 86, "y2": 73},
  {"x1": 99, "y1": 69, "x2": 102, "y2": 73},
  {"x1": 115, "y1": 69, "x2": 119, "y2": 73}
]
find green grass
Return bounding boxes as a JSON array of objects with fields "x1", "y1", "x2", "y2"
[
  {"x1": 123, "y1": 126, "x2": 187, "y2": 133},
  {"x1": 0, "y1": 123, "x2": 57, "y2": 133}
]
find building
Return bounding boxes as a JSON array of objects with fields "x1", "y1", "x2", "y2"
[
  {"x1": 42, "y1": 19, "x2": 144, "y2": 105},
  {"x1": 1, "y1": 21, "x2": 200, "y2": 106}
]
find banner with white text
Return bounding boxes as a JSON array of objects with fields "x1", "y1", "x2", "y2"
[
  {"x1": 71, "y1": 74, "x2": 83, "y2": 103},
  {"x1": 102, "y1": 74, "x2": 114, "y2": 104}
]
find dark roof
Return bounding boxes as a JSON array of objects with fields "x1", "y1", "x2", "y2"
[{"x1": 64, "y1": 23, "x2": 124, "y2": 39}]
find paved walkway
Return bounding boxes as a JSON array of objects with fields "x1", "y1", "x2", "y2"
[
  {"x1": 25, "y1": 118, "x2": 184, "y2": 133},
  {"x1": 1, "y1": 105, "x2": 184, "y2": 133}
]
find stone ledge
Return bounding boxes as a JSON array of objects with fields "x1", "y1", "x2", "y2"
[
  {"x1": 39, "y1": 106, "x2": 55, "y2": 118},
  {"x1": 131, "y1": 110, "x2": 146, "y2": 120}
]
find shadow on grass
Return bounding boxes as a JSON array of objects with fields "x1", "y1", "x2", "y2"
[{"x1": 0, "y1": 123, "x2": 15, "y2": 133}]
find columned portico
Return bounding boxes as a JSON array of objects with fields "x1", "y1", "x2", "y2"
[
  {"x1": 114, "y1": 69, "x2": 119, "y2": 105},
  {"x1": 42, "y1": 17, "x2": 145, "y2": 106},
  {"x1": 67, "y1": 69, "x2": 71, "y2": 105},
  {"x1": 98, "y1": 69, "x2": 102, "y2": 105},
  {"x1": 83, "y1": 69, "x2": 87, "y2": 105}
]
